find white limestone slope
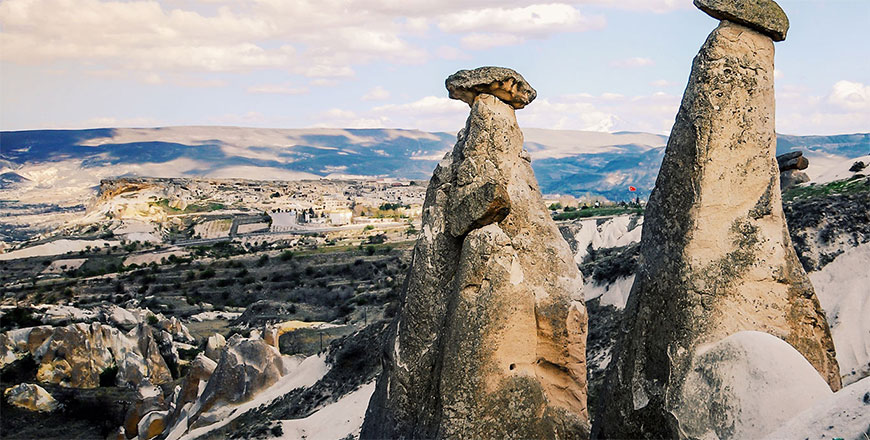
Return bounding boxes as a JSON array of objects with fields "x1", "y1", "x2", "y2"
[
  {"x1": 764, "y1": 375, "x2": 870, "y2": 440},
  {"x1": 810, "y1": 242, "x2": 870, "y2": 386},
  {"x1": 277, "y1": 381, "x2": 376, "y2": 440},
  {"x1": 809, "y1": 153, "x2": 870, "y2": 184},
  {"x1": 675, "y1": 331, "x2": 833, "y2": 440},
  {"x1": 584, "y1": 275, "x2": 634, "y2": 309},
  {"x1": 566, "y1": 214, "x2": 643, "y2": 264}
]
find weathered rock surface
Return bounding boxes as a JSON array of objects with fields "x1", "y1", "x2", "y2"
[
  {"x1": 778, "y1": 151, "x2": 810, "y2": 190},
  {"x1": 197, "y1": 334, "x2": 284, "y2": 413},
  {"x1": 593, "y1": 16, "x2": 840, "y2": 439},
  {"x1": 124, "y1": 384, "x2": 167, "y2": 439},
  {"x1": 0, "y1": 322, "x2": 172, "y2": 388},
  {"x1": 446, "y1": 66, "x2": 537, "y2": 109},
  {"x1": 137, "y1": 409, "x2": 168, "y2": 440},
  {"x1": 695, "y1": 0, "x2": 789, "y2": 41},
  {"x1": 362, "y1": 67, "x2": 588, "y2": 439},
  {"x1": 176, "y1": 353, "x2": 217, "y2": 409},
  {"x1": 777, "y1": 151, "x2": 809, "y2": 171},
  {"x1": 204, "y1": 332, "x2": 226, "y2": 362},
  {"x1": 4, "y1": 383, "x2": 59, "y2": 412},
  {"x1": 781, "y1": 169, "x2": 810, "y2": 190}
]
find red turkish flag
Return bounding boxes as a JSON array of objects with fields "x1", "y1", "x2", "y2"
[{"x1": 628, "y1": 186, "x2": 637, "y2": 192}]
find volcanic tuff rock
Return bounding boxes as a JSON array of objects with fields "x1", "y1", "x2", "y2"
[
  {"x1": 361, "y1": 67, "x2": 589, "y2": 439},
  {"x1": 3, "y1": 383, "x2": 59, "y2": 412},
  {"x1": 694, "y1": 0, "x2": 789, "y2": 41},
  {"x1": 777, "y1": 151, "x2": 809, "y2": 171},
  {"x1": 446, "y1": 66, "x2": 537, "y2": 109},
  {"x1": 0, "y1": 322, "x2": 172, "y2": 388},
  {"x1": 777, "y1": 151, "x2": 810, "y2": 189},
  {"x1": 593, "y1": 4, "x2": 840, "y2": 438},
  {"x1": 196, "y1": 334, "x2": 284, "y2": 414}
]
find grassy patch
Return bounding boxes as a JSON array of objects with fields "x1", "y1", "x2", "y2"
[
  {"x1": 554, "y1": 206, "x2": 644, "y2": 221},
  {"x1": 783, "y1": 176, "x2": 870, "y2": 202}
]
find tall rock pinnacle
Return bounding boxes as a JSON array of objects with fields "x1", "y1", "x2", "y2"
[
  {"x1": 593, "y1": 1, "x2": 840, "y2": 439},
  {"x1": 360, "y1": 66, "x2": 590, "y2": 439}
]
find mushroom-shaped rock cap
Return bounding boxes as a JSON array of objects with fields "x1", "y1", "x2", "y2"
[
  {"x1": 694, "y1": 0, "x2": 789, "y2": 41},
  {"x1": 446, "y1": 66, "x2": 536, "y2": 109}
]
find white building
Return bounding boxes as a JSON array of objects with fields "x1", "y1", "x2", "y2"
[{"x1": 328, "y1": 209, "x2": 353, "y2": 226}]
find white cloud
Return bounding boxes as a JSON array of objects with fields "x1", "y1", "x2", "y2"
[
  {"x1": 438, "y1": 4, "x2": 604, "y2": 35},
  {"x1": 0, "y1": 0, "x2": 624, "y2": 84},
  {"x1": 247, "y1": 83, "x2": 309, "y2": 95},
  {"x1": 609, "y1": 57, "x2": 655, "y2": 68},
  {"x1": 317, "y1": 96, "x2": 467, "y2": 131},
  {"x1": 435, "y1": 45, "x2": 471, "y2": 60},
  {"x1": 519, "y1": 92, "x2": 679, "y2": 133},
  {"x1": 362, "y1": 86, "x2": 391, "y2": 101},
  {"x1": 828, "y1": 80, "x2": 870, "y2": 111},
  {"x1": 650, "y1": 79, "x2": 677, "y2": 88},
  {"x1": 315, "y1": 92, "x2": 680, "y2": 134},
  {"x1": 776, "y1": 80, "x2": 870, "y2": 135},
  {"x1": 461, "y1": 33, "x2": 525, "y2": 50}
]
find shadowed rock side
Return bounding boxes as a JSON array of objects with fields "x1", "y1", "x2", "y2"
[
  {"x1": 361, "y1": 68, "x2": 589, "y2": 439},
  {"x1": 593, "y1": 16, "x2": 840, "y2": 440}
]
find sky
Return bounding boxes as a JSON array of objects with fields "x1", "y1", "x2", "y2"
[{"x1": 0, "y1": 0, "x2": 868, "y2": 135}]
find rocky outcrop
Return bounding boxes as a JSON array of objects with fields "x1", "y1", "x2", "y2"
[
  {"x1": 204, "y1": 332, "x2": 226, "y2": 362},
  {"x1": 593, "y1": 2, "x2": 840, "y2": 438},
  {"x1": 446, "y1": 66, "x2": 536, "y2": 109},
  {"x1": 4, "y1": 383, "x2": 59, "y2": 412},
  {"x1": 0, "y1": 322, "x2": 172, "y2": 388},
  {"x1": 777, "y1": 151, "x2": 809, "y2": 171},
  {"x1": 778, "y1": 151, "x2": 810, "y2": 190},
  {"x1": 123, "y1": 384, "x2": 167, "y2": 439},
  {"x1": 196, "y1": 334, "x2": 285, "y2": 414},
  {"x1": 361, "y1": 67, "x2": 589, "y2": 439}
]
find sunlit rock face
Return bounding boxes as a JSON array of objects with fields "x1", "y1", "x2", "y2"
[
  {"x1": 361, "y1": 67, "x2": 590, "y2": 439},
  {"x1": 593, "y1": 2, "x2": 840, "y2": 439},
  {"x1": 1, "y1": 322, "x2": 172, "y2": 389}
]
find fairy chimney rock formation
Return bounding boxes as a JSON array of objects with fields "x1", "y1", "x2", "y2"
[
  {"x1": 361, "y1": 66, "x2": 589, "y2": 439},
  {"x1": 594, "y1": 1, "x2": 840, "y2": 439}
]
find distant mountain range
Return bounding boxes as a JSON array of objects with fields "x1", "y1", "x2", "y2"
[{"x1": 1, "y1": 126, "x2": 867, "y2": 201}]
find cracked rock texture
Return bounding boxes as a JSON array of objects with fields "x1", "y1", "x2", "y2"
[
  {"x1": 361, "y1": 68, "x2": 588, "y2": 439},
  {"x1": 593, "y1": 16, "x2": 840, "y2": 440},
  {"x1": 446, "y1": 66, "x2": 537, "y2": 109}
]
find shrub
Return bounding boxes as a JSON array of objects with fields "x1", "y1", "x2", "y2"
[
  {"x1": 257, "y1": 254, "x2": 269, "y2": 266},
  {"x1": 280, "y1": 250, "x2": 295, "y2": 261},
  {"x1": 99, "y1": 365, "x2": 118, "y2": 387}
]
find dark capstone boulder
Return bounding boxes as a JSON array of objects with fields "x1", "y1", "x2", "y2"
[
  {"x1": 777, "y1": 150, "x2": 809, "y2": 171},
  {"x1": 694, "y1": 0, "x2": 789, "y2": 41},
  {"x1": 445, "y1": 66, "x2": 537, "y2": 109}
]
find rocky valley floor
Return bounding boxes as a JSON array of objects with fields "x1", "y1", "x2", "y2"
[{"x1": 0, "y1": 176, "x2": 868, "y2": 440}]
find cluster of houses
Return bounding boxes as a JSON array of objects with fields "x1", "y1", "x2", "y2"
[{"x1": 268, "y1": 196, "x2": 423, "y2": 232}]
